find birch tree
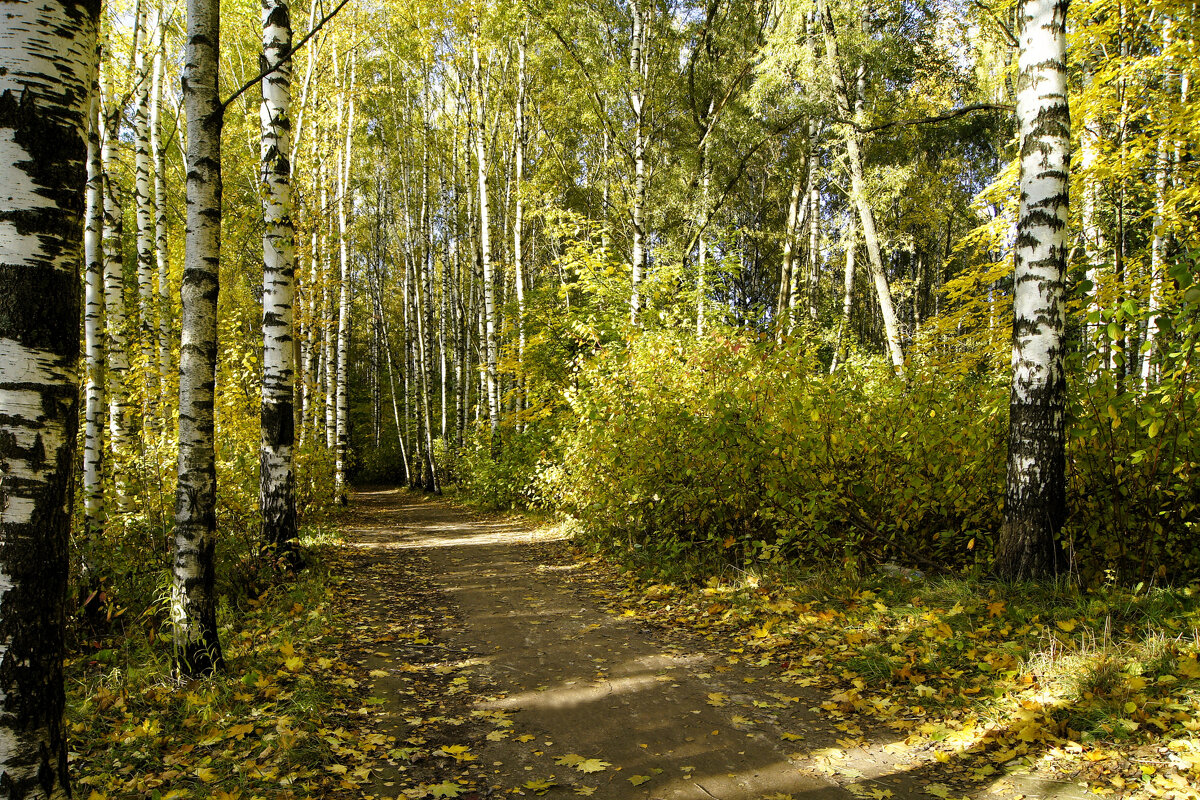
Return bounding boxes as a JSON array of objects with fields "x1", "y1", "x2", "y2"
[
  {"x1": 260, "y1": 0, "x2": 298, "y2": 556},
  {"x1": 84, "y1": 94, "x2": 106, "y2": 536},
  {"x1": 996, "y1": 0, "x2": 1071, "y2": 580},
  {"x1": 173, "y1": 0, "x2": 225, "y2": 676},
  {"x1": 0, "y1": 0, "x2": 97, "y2": 792}
]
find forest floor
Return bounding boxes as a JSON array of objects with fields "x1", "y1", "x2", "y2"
[
  {"x1": 68, "y1": 489, "x2": 1200, "y2": 800},
  {"x1": 335, "y1": 488, "x2": 1100, "y2": 800}
]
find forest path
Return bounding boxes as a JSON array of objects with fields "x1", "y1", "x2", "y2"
[{"x1": 337, "y1": 488, "x2": 999, "y2": 800}]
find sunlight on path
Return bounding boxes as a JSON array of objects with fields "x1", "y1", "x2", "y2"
[{"x1": 342, "y1": 489, "x2": 1089, "y2": 800}]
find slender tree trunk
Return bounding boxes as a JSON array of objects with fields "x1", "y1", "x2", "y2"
[
  {"x1": 472, "y1": 18, "x2": 500, "y2": 439},
  {"x1": 133, "y1": 0, "x2": 155, "y2": 418},
  {"x1": 830, "y1": 212, "x2": 857, "y2": 373},
  {"x1": 84, "y1": 94, "x2": 106, "y2": 538},
  {"x1": 101, "y1": 90, "x2": 135, "y2": 511},
  {"x1": 260, "y1": 0, "x2": 298, "y2": 557},
  {"x1": 776, "y1": 176, "x2": 803, "y2": 332},
  {"x1": 818, "y1": 2, "x2": 906, "y2": 379},
  {"x1": 0, "y1": 5, "x2": 96, "y2": 793},
  {"x1": 173, "y1": 0, "x2": 225, "y2": 676},
  {"x1": 514, "y1": 22, "x2": 528, "y2": 418},
  {"x1": 334, "y1": 55, "x2": 354, "y2": 505},
  {"x1": 629, "y1": 0, "x2": 647, "y2": 324},
  {"x1": 1142, "y1": 18, "x2": 1173, "y2": 391},
  {"x1": 152, "y1": 17, "x2": 171, "y2": 403},
  {"x1": 996, "y1": 0, "x2": 1071, "y2": 580},
  {"x1": 321, "y1": 167, "x2": 336, "y2": 450}
]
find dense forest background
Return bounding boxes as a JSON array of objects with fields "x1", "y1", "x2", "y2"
[{"x1": 75, "y1": 0, "x2": 1198, "y2": 618}]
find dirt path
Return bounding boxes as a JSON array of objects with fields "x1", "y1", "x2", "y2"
[{"x1": 337, "y1": 489, "x2": 1079, "y2": 800}]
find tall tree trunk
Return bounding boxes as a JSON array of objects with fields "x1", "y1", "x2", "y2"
[
  {"x1": 173, "y1": 0, "x2": 225, "y2": 676},
  {"x1": 260, "y1": 0, "x2": 298, "y2": 557},
  {"x1": 321, "y1": 166, "x2": 336, "y2": 451},
  {"x1": 830, "y1": 212, "x2": 857, "y2": 373},
  {"x1": 1142, "y1": 18, "x2": 1173, "y2": 391},
  {"x1": 514, "y1": 22, "x2": 528, "y2": 417},
  {"x1": 472, "y1": 17, "x2": 500, "y2": 439},
  {"x1": 151, "y1": 16, "x2": 172, "y2": 403},
  {"x1": 629, "y1": 0, "x2": 647, "y2": 324},
  {"x1": 101, "y1": 89, "x2": 135, "y2": 512},
  {"x1": 0, "y1": 4, "x2": 96, "y2": 793},
  {"x1": 818, "y1": 2, "x2": 906, "y2": 379},
  {"x1": 334, "y1": 55, "x2": 354, "y2": 505},
  {"x1": 133, "y1": 0, "x2": 155, "y2": 419},
  {"x1": 776, "y1": 176, "x2": 803, "y2": 333},
  {"x1": 996, "y1": 0, "x2": 1071, "y2": 580},
  {"x1": 84, "y1": 93, "x2": 106, "y2": 538}
]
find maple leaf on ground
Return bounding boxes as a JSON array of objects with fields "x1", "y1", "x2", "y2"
[
  {"x1": 575, "y1": 758, "x2": 610, "y2": 773},
  {"x1": 628, "y1": 775, "x2": 651, "y2": 785},
  {"x1": 427, "y1": 780, "x2": 464, "y2": 797},
  {"x1": 523, "y1": 778, "x2": 557, "y2": 795}
]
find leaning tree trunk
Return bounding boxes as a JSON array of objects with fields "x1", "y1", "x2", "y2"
[
  {"x1": 996, "y1": 0, "x2": 1071, "y2": 580},
  {"x1": 260, "y1": 0, "x2": 298, "y2": 558},
  {"x1": 84, "y1": 93, "x2": 106, "y2": 538},
  {"x1": 173, "y1": 0, "x2": 225, "y2": 676},
  {"x1": 0, "y1": 0, "x2": 97, "y2": 792},
  {"x1": 818, "y1": 2, "x2": 906, "y2": 380}
]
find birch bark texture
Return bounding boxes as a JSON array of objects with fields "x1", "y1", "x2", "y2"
[
  {"x1": 0, "y1": 0, "x2": 97, "y2": 793},
  {"x1": 84, "y1": 94, "x2": 106, "y2": 535},
  {"x1": 173, "y1": 0, "x2": 225, "y2": 676},
  {"x1": 996, "y1": 0, "x2": 1071, "y2": 580},
  {"x1": 260, "y1": 0, "x2": 298, "y2": 556}
]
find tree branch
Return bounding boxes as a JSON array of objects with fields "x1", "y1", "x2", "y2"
[
  {"x1": 219, "y1": 0, "x2": 352, "y2": 113},
  {"x1": 855, "y1": 103, "x2": 1013, "y2": 134}
]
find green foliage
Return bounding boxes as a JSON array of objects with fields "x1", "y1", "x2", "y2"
[
  {"x1": 545, "y1": 330, "x2": 1008, "y2": 577},
  {"x1": 455, "y1": 423, "x2": 560, "y2": 511}
]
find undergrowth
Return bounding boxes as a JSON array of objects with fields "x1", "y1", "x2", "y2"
[{"x1": 67, "y1": 527, "x2": 395, "y2": 800}]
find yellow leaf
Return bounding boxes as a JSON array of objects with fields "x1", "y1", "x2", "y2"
[
  {"x1": 368, "y1": 669, "x2": 389, "y2": 678},
  {"x1": 706, "y1": 692, "x2": 729, "y2": 707},
  {"x1": 629, "y1": 775, "x2": 651, "y2": 786},
  {"x1": 279, "y1": 642, "x2": 295, "y2": 658},
  {"x1": 283, "y1": 656, "x2": 303, "y2": 671},
  {"x1": 576, "y1": 758, "x2": 610, "y2": 773},
  {"x1": 428, "y1": 781, "x2": 464, "y2": 798},
  {"x1": 195, "y1": 767, "x2": 219, "y2": 783},
  {"x1": 575, "y1": 788, "x2": 596, "y2": 796},
  {"x1": 227, "y1": 722, "x2": 254, "y2": 739},
  {"x1": 1056, "y1": 620, "x2": 1077, "y2": 632}
]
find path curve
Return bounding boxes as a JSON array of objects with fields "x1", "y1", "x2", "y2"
[{"x1": 341, "y1": 489, "x2": 939, "y2": 800}]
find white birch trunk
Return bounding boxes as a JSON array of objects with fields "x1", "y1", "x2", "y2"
[
  {"x1": 830, "y1": 212, "x2": 857, "y2": 374},
  {"x1": 101, "y1": 92, "x2": 135, "y2": 509},
  {"x1": 152, "y1": 18, "x2": 171, "y2": 399},
  {"x1": 133, "y1": 0, "x2": 155, "y2": 412},
  {"x1": 173, "y1": 0, "x2": 225, "y2": 676},
  {"x1": 514, "y1": 22, "x2": 528, "y2": 416},
  {"x1": 0, "y1": 0, "x2": 96, "y2": 792},
  {"x1": 997, "y1": 0, "x2": 1071, "y2": 579},
  {"x1": 1142, "y1": 18, "x2": 1172, "y2": 391},
  {"x1": 472, "y1": 19, "x2": 500, "y2": 437},
  {"x1": 260, "y1": 0, "x2": 298, "y2": 554},
  {"x1": 334, "y1": 56, "x2": 354, "y2": 505},
  {"x1": 84, "y1": 93, "x2": 105, "y2": 536},
  {"x1": 629, "y1": 0, "x2": 646, "y2": 324}
]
